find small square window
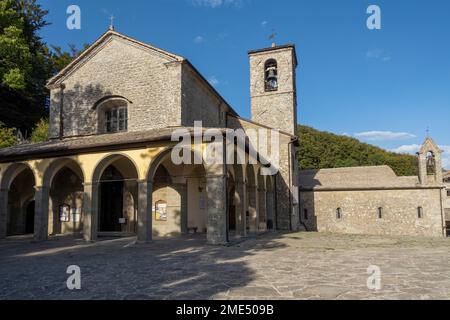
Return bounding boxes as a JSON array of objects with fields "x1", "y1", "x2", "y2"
[
  {"x1": 417, "y1": 207, "x2": 424, "y2": 219},
  {"x1": 336, "y1": 208, "x2": 342, "y2": 219}
]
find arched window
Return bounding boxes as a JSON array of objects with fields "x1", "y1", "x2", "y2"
[
  {"x1": 96, "y1": 97, "x2": 129, "y2": 134},
  {"x1": 264, "y1": 59, "x2": 278, "y2": 92},
  {"x1": 426, "y1": 151, "x2": 436, "y2": 175}
]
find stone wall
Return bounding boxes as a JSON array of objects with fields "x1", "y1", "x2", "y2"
[
  {"x1": 181, "y1": 64, "x2": 226, "y2": 128},
  {"x1": 299, "y1": 188, "x2": 444, "y2": 237},
  {"x1": 49, "y1": 35, "x2": 183, "y2": 138}
]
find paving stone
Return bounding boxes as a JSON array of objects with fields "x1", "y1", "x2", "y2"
[{"x1": 0, "y1": 232, "x2": 449, "y2": 300}]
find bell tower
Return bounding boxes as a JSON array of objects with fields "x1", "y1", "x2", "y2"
[
  {"x1": 248, "y1": 44, "x2": 298, "y2": 136},
  {"x1": 418, "y1": 137, "x2": 444, "y2": 185}
]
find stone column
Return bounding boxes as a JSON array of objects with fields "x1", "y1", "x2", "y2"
[
  {"x1": 266, "y1": 190, "x2": 275, "y2": 230},
  {"x1": 234, "y1": 180, "x2": 247, "y2": 237},
  {"x1": 206, "y1": 174, "x2": 227, "y2": 245},
  {"x1": 137, "y1": 181, "x2": 152, "y2": 243},
  {"x1": 82, "y1": 183, "x2": 98, "y2": 241},
  {"x1": 176, "y1": 183, "x2": 188, "y2": 235},
  {"x1": 0, "y1": 188, "x2": 8, "y2": 239},
  {"x1": 258, "y1": 188, "x2": 267, "y2": 232},
  {"x1": 34, "y1": 186, "x2": 50, "y2": 241},
  {"x1": 247, "y1": 185, "x2": 258, "y2": 233}
]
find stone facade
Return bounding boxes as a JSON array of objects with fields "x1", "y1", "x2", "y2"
[
  {"x1": 299, "y1": 140, "x2": 448, "y2": 238},
  {"x1": 47, "y1": 31, "x2": 232, "y2": 139},
  {"x1": 0, "y1": 30, "x2": 299, "y2": 245}
]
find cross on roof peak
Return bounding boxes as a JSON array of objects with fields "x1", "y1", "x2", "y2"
[{"x1": 109, "y1": 15, "x2": 115, "y2": 31}]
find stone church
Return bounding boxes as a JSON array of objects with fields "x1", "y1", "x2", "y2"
[
  {"x1": 0, "y1": 29, "x2": 300, "y2": 244},
  {"x1": 0, "y1": 29, "x2": 448, "y2": 244}
]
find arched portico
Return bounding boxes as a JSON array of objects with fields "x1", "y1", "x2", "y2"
[
  {"x1": 145, "y1": 147, "x2": 228, "y2": 244},
  {"x1": 0, "y1": 163, "x2": 37, "y2": 239},
  {"x1": 43, "y1": 158, "x2": 85, "y2": 237},
  {"x1": 88, "y1": 154, "x2": 139, "y2": 238}
]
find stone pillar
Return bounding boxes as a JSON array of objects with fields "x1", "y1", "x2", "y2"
[
  {"x1": 266, "y1": 190, "x2": 275, "y2": 230},
  {"x1": 234, "y1": 180, "x2": 247, "y2": 237},
  {"x1": 206, "y1": 174, "x2": 227, "y2": 245},
  {"x1": 137, "y1": 181, "x2": 152, "y2": 243},
  {"x1": 34, "y1": 186, "x2": 49, "y2": 241},
  {"x1": 82, "y1": 183, "x2": 98, "y2": 241},
  {"x1": 247, "y1": 185, "x2": 258, "y2": 233},
  {"x1": 258, "y1": 188, "x2": 267, "y2": 232},
  {"x1": 0, "y1": 188, "x2": 8, "y2": 239},
  {"x1": 177, "y1": 184, "x2": 188, "y2": 235}
]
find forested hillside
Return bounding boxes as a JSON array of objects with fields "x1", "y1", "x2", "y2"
[{"x1": 298, "y1": 125, "x2": 418, "y2": 176}]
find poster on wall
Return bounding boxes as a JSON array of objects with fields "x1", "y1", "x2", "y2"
[
  {"x1": 71, "y1": 208, "x2": 81, "y2": 222},
  {"x1": 155, "y1": 200, "x2": 167, "y2": 221},
  {"x1": 59, "y1": 204, "x2": 70, "y2": 222}
]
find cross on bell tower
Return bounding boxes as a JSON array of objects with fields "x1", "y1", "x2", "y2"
[{"x1": 268, "y1": 29, "x2": 277, "y2": 48}]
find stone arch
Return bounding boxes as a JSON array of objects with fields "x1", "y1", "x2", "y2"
[
  {"x1": 43, "y1": 158, "x2": 85, "y2": 236},
  {"x1": 1, "y1": 162, "x2": 36, "y2": 190},
  {"x1": 92, "y1": 95, "x2": 133, "y2": 110},
  {"x1": 92, "y1": 154, "x2": 139, "y2": 235},
  {"x1": 147, "y1": 147, "x2": 206, "y2": 183},
  {"x1": 1, "y1": 163, "x2": 36, "y2": 237},
  {"x1": 92, "y1": 153, "x2": 139, "y2": 184},
  {"x1": 147, "y1": 147, "x2": 208, "y2": 238},
  {"x1": 42, "y1": 158, "x2": 85, "y2": 188}
]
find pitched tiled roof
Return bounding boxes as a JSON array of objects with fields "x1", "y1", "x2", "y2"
[
  {"x1": 299, "y1": 166, "x2": 421, "y2": 190},
  {"x1": 0, "y1": 127, "x2": 213, "y2": 163}
]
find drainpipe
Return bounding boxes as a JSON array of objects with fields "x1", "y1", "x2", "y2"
[
  {"x1": 59, "y1": 83, "x2": 66, "y2": 140},
  {"x1": 439, "y1": 187, "x2": 446, "y2": 237}
]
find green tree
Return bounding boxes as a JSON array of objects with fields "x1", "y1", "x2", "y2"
[
  {"x1": 30, "y1": 117, "x2": 48, "y2": 143},
  {"x1": 0, "y1": 0, "x2": 51, "y2": 133},
  {"x1": 298, "y1": 125, "x2": 418, "y2": 176},
  {"x1": 0, "y1": 122, "x2": 17, "y2": 148}
]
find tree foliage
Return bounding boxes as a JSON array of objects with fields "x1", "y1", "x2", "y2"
[
  {"x1": 0, "y1": 0, "x2": 51, "y2": 133},
  {"x1": 30, "y1": 117, "x2": 48, "y2": 143},
  {"x1": 298, "y1": 125, "x2": 419, "y2": 176},
  {"x1": 0, "y1": 0, "x2": 85, "y2": 144},
  {"x1": 0, "y1": 122, "x2": 17, "y2": 148}
]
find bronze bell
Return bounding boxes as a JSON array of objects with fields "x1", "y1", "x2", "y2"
[{"x1": 267, "y1": 68, "x2": 277, "y2": 80}]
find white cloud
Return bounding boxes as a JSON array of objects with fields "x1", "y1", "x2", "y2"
[
  {"x1": 355, "y1": 131, "x2": 416, "y2": 142},
  {"x1": 366, "y1": 48, "x2": 391, "y2": 62},
  {"x1": 391, "y1": 144, "x2": 450, "y2": 169},
  {"x1": 208, "y1": 76, "x2": 220, "y2": 87},
  {"x1": 440, "y1": 146, "x2": 450, "y2": 169},
  {"x1": 190, "y1": 0, "x2": 243, "y2": 8},
  {"x1": 391, "y1": 144, "x2": 421, "y2": 154},
  {"x1": 261, "y1": 21, "x2": 268, "y2": 27},
  {"x1": 194, "y1": 36, "x2": 205, "y2": 44}
]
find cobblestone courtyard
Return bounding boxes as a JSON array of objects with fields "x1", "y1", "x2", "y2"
[{"x1": 0, "y1": 232, "x2": 449, "y2": 300}]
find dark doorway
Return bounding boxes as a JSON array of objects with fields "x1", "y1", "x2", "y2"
[
  {"x1": 99, "y1": 166, "x2": 124, "y2": 232},
  {"x1": 25, "y1": 201, "x2": 35, "y2": 234}
]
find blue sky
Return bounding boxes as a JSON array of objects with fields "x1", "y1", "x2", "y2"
[{"x1": 37, "y1": 0, "x2": 450, "y2": 168}]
